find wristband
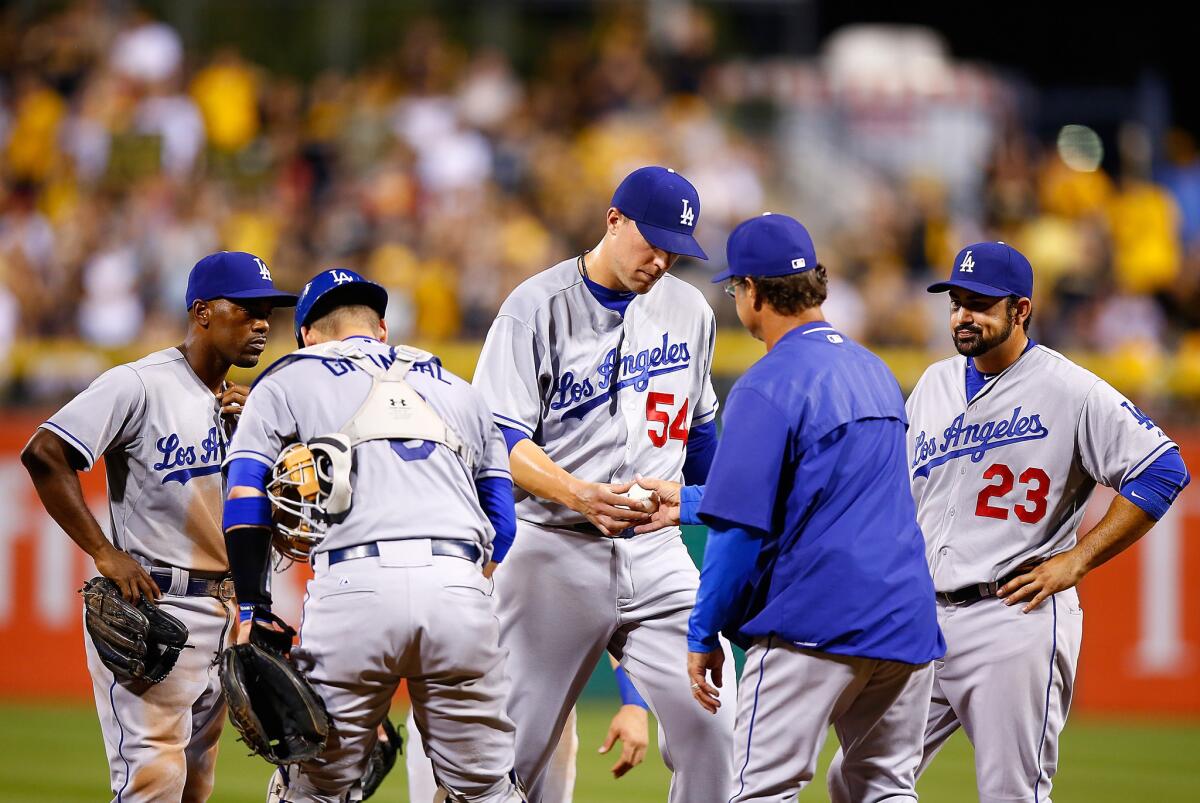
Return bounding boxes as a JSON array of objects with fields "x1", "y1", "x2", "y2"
[
  {"x1": 614, "y1": 665, "x2": 649, "y2": 709},
  {"x1": 224, "y1": 496, "x2": 272, "y2": 530}
]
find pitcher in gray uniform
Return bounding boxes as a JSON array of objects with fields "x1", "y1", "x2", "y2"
[
  {"x1": 474, "y1": 166, "x2": 736, "y2": 802},
  {"x1": 21, "y1": 251, "x2": 296, "y2": 802},
  {"x1": 222, "y1": 268, "x2": 522, "y2": 803},
  {"x1": 847, "y1": 242, "x2": 1190, "y2": 803}
]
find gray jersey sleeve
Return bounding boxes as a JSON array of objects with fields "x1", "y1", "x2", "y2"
[
  {"x1": 693, "y1": 307, "x2": 719, "y2": 427},
  {"x1": 225, "y1": 377, "x2": 298, "y2": 470},
  {"x1": 474, "y1": 393, "x2": 512, "y2": 482},
  {"x1": 473, "y1": 314, "x2": 545, "y2": 437},
  {"x1": 1077, "y1": 379, "x2": 1177, "y2": 488},
  {"x1": 41, "y1": 364, "x2": 147, "y2": 469}
]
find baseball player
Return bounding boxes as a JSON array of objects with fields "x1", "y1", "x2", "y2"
[
  {"x1": 222, "y1": 268, "x2": 523, "y2": 802},
  {"x1": 20, "y1": 251, "x2": 295, "y2": 802},
  {"x1": 637, "y1": 213, "x2": 945, "y2": 802},
  {"x1": 473, "y1": 165, "x2": 736, "y2": 802},
  {"x1": 869, "y1": 242, "x2": 1190, "y2": 802}
]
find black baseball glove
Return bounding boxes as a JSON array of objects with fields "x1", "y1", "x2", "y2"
[
  {"x1": 219, "y1": 612, "x2": 329, "y2": 765},
  {"x1": 361, "y1": 717, "x2": 404, "y2": 799},
  {"x1": 81, "y1": 576, "x2": 188, "y2": 684}
]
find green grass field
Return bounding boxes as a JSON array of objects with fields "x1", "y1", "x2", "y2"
[{"x1": 1, "y1": 702, "x2": 1197, "y2": 801}]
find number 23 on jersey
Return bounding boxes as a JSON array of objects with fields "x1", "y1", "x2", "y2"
[{"x1": 975, "y1": 463, "x2": 1050, "y2": 523}]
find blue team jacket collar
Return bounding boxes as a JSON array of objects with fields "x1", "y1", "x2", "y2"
[{"x1": 778, "y1": 320, "x2": 838, "y2": 344}]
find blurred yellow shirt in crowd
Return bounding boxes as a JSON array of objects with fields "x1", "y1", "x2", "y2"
[
  {"x1": 1107, "y1": 181, "x2": 1180, "y2": 294},
  {"x1": 191, "y1": 62, "x2": 259, "y2": 151},
  {"x1": 1039, "y1": 158, "x2": 1113, "y2": 219},
  {"x1": 414, "y1": 259, "x2": 460, "y2": 340},
  {"x1": 5, "y1": 87, "x2": 66, "y2": 181},
  {"x1": 222, "y1": 210, "x2": 279, "y2": 265}
]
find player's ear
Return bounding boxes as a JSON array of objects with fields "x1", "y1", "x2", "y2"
[
  {"x1": 746, "y1": 278, "x2": 764, "y2": 312},
  {"x1": 191, "y1": 300, "x2": 211, "y2": 328},
  {"x1": 1016, "y1": 297, "x2": 1033, "y2": 327},
  {"x1": 606, "y1": 207, "x2": 623, "y2": 236},
  {"x1": 301, "y1": 325, "x2": 317, "y2": 347},
  {"x1": 376, "y1": 317, "x2": 388, "y2": 343}
]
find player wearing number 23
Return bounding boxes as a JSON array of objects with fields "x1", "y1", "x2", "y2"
[{"x1": 888, "y1": 241, "x2": 1190, "y2": 803}]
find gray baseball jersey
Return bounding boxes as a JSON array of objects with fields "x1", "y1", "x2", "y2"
[
  {"x1": 903, "y1": 343, "x2": 1175, "y2": 802},
  {"x1": 41, "y1": 346, "x2": 230, "y2": 571},
  {"x1": 473, "y1": 258, "x2": 736, "y2": 803},
  {"x1": 906, "y1": 344, "x2": 1176, "y2": 591},
  {"x1": 42, "y1": 346, "x2": 235, "y2": 802},
  {"x1": 474, "y1": 257, "x2": 718, "y2": 524},
  {"x1": 226, "y1": 336, "x2": 510, "y2": 555}
]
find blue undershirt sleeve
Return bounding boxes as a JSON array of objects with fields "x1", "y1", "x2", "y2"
[
  {"x1": 476, "y1": 475, "x2": 517, "y2": 562},
  {"x1": 680, "y1": 484, "x2": 705, "y2": 526},
  {"x1": 686, "y1": 522, "x2": 764, "y2": 653},
  {"x1": 226, "y1": 456, "x2": 270, "y2": 494},
  {"x1": 613, "y1": 665, "x2": 649, "y2": 708},
  {"x1": 682, "y1": 420, "x2": 718, "y2": 484},
  {"x1": 1119, "y1": 448, "x2": 1190, "y2": 521},
  {"x1": 499, "y1": 424, "x2": 530, "y2": 454}
]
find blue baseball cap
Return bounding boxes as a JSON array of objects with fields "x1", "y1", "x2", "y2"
[
  {"x1": 928, "y1": 242, "x2": 1034, "y2": 299},
  {"x1": 184, "y1": 251, "x2": 297, "y2": 309},
  {"x1": 294, "y1": 268, "x2": 389, "y2": 344},
  {"x1": 712, "y1": 213, "x2": 817, "y2": 283},
  {"x1": 611, "y1": 166, "x2": 708, "y2": 260}
]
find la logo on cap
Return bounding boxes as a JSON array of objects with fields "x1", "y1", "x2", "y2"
[{"x1": 680, "y1": 199, "x2": 695, "y2": 227}]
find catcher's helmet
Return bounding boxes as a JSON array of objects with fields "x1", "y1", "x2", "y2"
[
  {"x1": 267, "y1": 436, "x2": 353, "y2": 562},
  {"x1": 294, "y1": 268, "x2": 388, "y2": 346}
]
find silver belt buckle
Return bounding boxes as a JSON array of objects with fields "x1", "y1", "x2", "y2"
[{"x1": 216, "y1": 577, "x2": 236, "y2": 601}]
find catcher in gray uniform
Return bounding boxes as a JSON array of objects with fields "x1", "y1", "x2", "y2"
[
  {"x1": 223, "y1": 268, "x2": 522, "y2": 803},
  {"x1": 21, "y1": 251, "x2": 296, "y2": 802},
  {"x1": 473, "y1": 166, "x2": 735, "y2": 802}
]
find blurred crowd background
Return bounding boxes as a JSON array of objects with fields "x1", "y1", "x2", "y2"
[{"x1": 3, "y1": 0, "x2": 1200, "y2": 413}]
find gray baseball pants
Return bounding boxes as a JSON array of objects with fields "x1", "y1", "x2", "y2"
[
  {"x1": 494, "y1": 522, "x2": 736, "y2": 802},
  {"x1": 731, "y1": 637, "x2": 933, "y2": 803}
]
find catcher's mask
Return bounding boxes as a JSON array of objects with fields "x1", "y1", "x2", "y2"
[{"x1": 267, "y1": 435, "x2": 353, "y2": 562}]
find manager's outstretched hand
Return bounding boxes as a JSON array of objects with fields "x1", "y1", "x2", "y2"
[{"x1": 633, "y1": 475, "x2": 683, "y2": 534}]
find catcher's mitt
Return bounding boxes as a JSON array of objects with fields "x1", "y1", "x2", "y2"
[
  {"x1": 219, "y1": 618, "x2": 329, "y2": 766},
  {"x1": 81, "y1": 576, "x2": 188, "y2": 684},
  {"x1": 361, "y1": 717, "x2": 403, "y2": 800}
]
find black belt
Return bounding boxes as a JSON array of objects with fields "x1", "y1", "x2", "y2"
[
  {"x1": 149, "y1": 567, "x2": 235, "y2": 600},
  {"x1": 937, "y1": 561, "x2": 1043, "y2": 606},
  {"x1": 326, "y1": 540, "x2": 482, "y2": 566},
  {"x1": 552, "y1": 522, "x2": 634, "y2": 539}
]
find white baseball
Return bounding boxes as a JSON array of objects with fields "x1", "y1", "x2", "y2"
[{"x1": 622, "y1": 483, "x2": 654, "y2": 503}]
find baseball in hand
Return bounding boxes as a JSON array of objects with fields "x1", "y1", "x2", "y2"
[
  {"x1": 619, "y1": 483, "x2": 655, "y2": 508},
  {"x1": 625, "y1": 483, "x2": 654, "y2": 502}
]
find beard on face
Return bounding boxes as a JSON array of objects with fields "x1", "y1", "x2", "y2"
[{"x1": 953, "y1": 310, "x2": 1016, "y2": 357}]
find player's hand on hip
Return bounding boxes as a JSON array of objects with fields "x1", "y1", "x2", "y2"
[
  {"x1": 599, "y1": 704, "x2": 649, "y2": 778},
  {"x1": 220, "y1": 383, "x2": 251, "y2": 418},
  {"x1": 94, "y1": 545, "x2": 160, "y2": 603},
  {"x1": 632, "y1": 475, "x2": 682, "y2": 534},
  {"x1": 482, "y1": 560, "x2": 499, "y2": 579},
  {"x1": 997, "y1": 551, "x2": 1087, "y2": 613},
  {"x1": 687, "y1": 649, "x2": 725, "y2": 714},
  {"x1": 568, "y1": 479, "x2": 654, "y2": 537}
]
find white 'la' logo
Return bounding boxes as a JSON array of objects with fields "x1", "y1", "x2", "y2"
[
  {"x1": 680, "y1": 199, "x2": 695, "y2": 227},
  {"x1": 330, "y1": 270, "x2": 354, "y2": 285},
  {"x1": 254, "y1": 257, "x2": 272, "y2": 281},
  {"x1": 959, "y1": 251, "x2": 975, "y2": 273}
]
